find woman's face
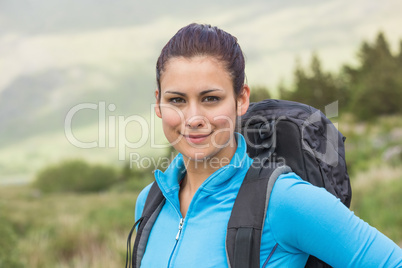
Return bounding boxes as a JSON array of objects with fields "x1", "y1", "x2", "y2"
[{"x1": 155, "y1": 56, "x2": 249, "y2": 162}]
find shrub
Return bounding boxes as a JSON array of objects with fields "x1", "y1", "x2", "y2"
[
  {"x1": 34, "y1": 160, "x2": 118, "y2": 193},
  {"x1": 0, "y1": 213, "x2": 24, "y2": 268},
  {"x1": 110, "y1": 162, "x2": 154, "y2": 192}
]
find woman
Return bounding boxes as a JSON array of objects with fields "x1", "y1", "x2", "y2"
[{"x1": 133, "y1": 23, "x2": 402, "y2": 267}]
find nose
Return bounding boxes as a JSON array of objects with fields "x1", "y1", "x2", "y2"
[
  {"x1": 185, "y1": 104, "x2": 206, "y2": 129},
  {"x1": 186, "y1": 115, "x2": 206, "y2": 128}
]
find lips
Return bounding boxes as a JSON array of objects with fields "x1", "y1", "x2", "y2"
[{"x1": 182, "y1": 132, "x2": 212, "y2": 144}]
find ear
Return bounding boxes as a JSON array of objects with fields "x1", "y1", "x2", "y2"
[
  {"x1": 155, "y1": 89, "x2": 162, "y2": 118},
  {"x1": 237, "y1": 84, "x2": 250, "y2": 116}
]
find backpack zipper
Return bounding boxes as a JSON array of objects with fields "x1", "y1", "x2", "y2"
[{"x1": 251, "y1": 100, "x2": 313, "y2": 114}]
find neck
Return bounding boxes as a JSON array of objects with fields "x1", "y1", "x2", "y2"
[
  {"x1": 181, "y1": 141, "x2": 238, "y2": 195},
  {"x1": 183, "y1": 160, "x2": 215, "y2": 194}
]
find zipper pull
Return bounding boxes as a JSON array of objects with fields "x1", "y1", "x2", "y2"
[{"x1": 175, "y1": 218, "x2": 184, "y2": 240}]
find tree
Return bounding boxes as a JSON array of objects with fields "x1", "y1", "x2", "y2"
[
  {"x1": 343, "y1": 31, "x2": 402, "y2": 120},
  {"x1": 249, "y1": 85, "x2": 271, "y2": 103},
  {"x1": 397, "y1": 40, "x2": 402, "y2": 68},
  {"x1": 280, "y1": 53, "x2": 346, "y2": 111}
]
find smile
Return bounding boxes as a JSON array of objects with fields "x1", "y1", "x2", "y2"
[{"x1": 182, "y1": 133, "x2": 212, "y2": 144}]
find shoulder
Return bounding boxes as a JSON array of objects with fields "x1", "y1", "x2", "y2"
[
  {"x1": 269, "y1": 171, "x2": 344, "y2": 225},
  {"x1": 135, "y1": 182, "x2": 154, "y2": 221},
  {"x1": 270, "y1": 171, "x2": 338, "y2": 207},
  {"x1": 272, "y1": 172, "x2": 310, "y2": 191},
  {"x1": 268, "y1": 172, "x2": 347, "y2": 249}
]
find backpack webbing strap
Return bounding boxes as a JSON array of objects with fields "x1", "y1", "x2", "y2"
[
  {"x1": 132, "y1": 182, "x2": 166, "y2": 268},
  {"x1": 126, "y1": 216, "x2": 143, "y2": 268},
  {"x1": 226, "y1": 163, "x2": 292, "y2": 268},
  {"x1": 234, "y1": 227, "x2": 253, "y2": 268}
]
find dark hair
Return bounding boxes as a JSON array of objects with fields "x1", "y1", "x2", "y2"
[{"x1": 156, "y1": 23, "x2": 245, "y2": 98}]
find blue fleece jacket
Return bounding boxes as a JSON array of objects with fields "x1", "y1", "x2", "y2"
[{"x1": 135, "y1": 134, "x2": 402, "y2": 267}]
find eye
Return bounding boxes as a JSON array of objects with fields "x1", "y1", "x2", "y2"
[
  {"x1": 169, "y1": 97, "x2": 185, "y2": 104},
  {"x1": 203, "y1": 96, "x2": 220, "y2": 102}
]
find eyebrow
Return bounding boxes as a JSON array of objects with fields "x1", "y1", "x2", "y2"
[{"x1": 164, "y1": 89, "x2": 223, "y2": 96}]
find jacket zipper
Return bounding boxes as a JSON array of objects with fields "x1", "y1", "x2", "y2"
[
  {"x1": 176, "y1": 218, "x2": 184, "y2": 240},
  {"x1": 167, "y1": 217, "x2": 184, "y2": 268}
]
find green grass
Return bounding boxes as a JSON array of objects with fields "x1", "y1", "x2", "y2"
[
  {"x1": 0, "y1": 186, "x2": 140, "y2": 268},
  {"x1": 341, "y1": 113, "x2": 402, "y2": 246},
  {"x1": 351, "y1": 166, "x2": 402, "y2": 244}
]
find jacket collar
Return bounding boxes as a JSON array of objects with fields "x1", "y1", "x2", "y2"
[{"x1": 153, "y1": 133, "x2": 252, "y2": 214}]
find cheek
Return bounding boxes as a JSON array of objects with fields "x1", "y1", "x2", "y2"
[
  {"x1": 212, "y1": 116, "x2": 236, "y2": 129},
  {"x1": 161, "y1": 107, "x2": 183, "y2": 130},
  {"x1": 210, "y1": 105, "x2": 237, "y2": 129}
]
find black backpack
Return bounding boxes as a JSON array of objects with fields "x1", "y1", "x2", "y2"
[{"x1": 126, "y1": 99, "x2": 352, "y2": 268}]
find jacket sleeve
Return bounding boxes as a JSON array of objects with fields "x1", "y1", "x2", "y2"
[
  {"x1": 134, "y1": 182, "x2": 153, "y2": 222},
  {"x1": 269, "y1": 173, "x2": 402, "y2": 268}
]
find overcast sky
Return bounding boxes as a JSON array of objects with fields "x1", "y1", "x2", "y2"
[{"x1": 1, "y1": 0, "x2": 401, "y2": 93}]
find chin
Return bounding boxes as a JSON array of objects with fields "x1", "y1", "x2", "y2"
[{"x1": 181, "y1": 149, "x2": 213, "y2": 161}]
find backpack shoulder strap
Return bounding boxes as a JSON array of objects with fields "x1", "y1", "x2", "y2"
[
  {"x1": 226, "y1": 163, "x2": 292, "y2": 268},
  {"x1": 132, "y1": 182, "x2": 165, "y2": 267}
]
